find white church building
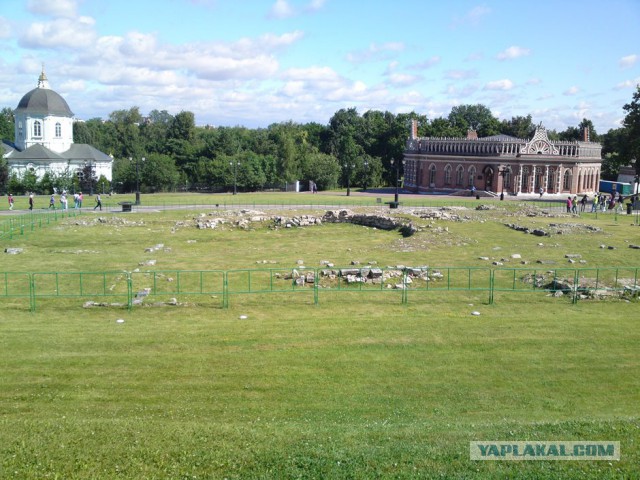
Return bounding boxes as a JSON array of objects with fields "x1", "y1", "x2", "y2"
[{"x1": 1, "y1": 69, "x2": 113, "y2": 183}]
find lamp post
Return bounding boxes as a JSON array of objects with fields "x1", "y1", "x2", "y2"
[
  {"x1": 129, "y1": 156, "x2": 145, "y2": 205},
  {"x1": 363, "y1": 160, "x2": 369, "y2": 192},
  {"x1": 390, "y1": 158, "x2": 405, "y2": 205},
  {"x1": 498, "y1": 166, "x2": 511, "y2": 201},
  {"x1": 230, "y1": 160, "x2": 241, "y2": 195},
  {"x1": 344, "y1": 163, "x2": 355, "y2": 196}
]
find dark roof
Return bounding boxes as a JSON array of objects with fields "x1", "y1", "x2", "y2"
[
  {"x1": 1, "y1": 140, "x2": 16, "y2": 156},
  {"x1": 15, "y1": 87, "x2": 74, "y2": 117},
  {"x1": 9, "y1": 143, "x2": 66, "y2": 160},
  {"x1": 63, "y1": 144, "x2": 112, "y2": 162}
]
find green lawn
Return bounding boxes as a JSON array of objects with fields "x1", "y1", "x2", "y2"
[{"x1": 0, "y1": 196, "x2": 638, "y2": 478}]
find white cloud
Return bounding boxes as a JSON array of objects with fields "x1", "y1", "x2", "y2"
[
  {"x1": 269, "y1": 0, "x2": 326, "y2": 19},
  {"x1": 27, "y1": 0, "x2": 78, "y2": 18},
  {"x1": 268, "y1": 0, "x2": 295, "y2": 19},
  {"x1": 346, "y1": 42, "x2": 404, "y2": 63},
  {"x1": 496, "y1": 46, "x2": 531, "y2": 60},
  {"x1": 408, "y1": 56, "x2": 441, "y2": 70},
  {"x1": 19, "y1": 16, "x2": 97, "y2": 49},
  {"x1": 619, "y1": 54, "x2": 638, "y2": 69},
  {"x1": 484, "y1": 79, "x2": 514, "y2": 91},
  {"x1": 0, "y1": 16, "x2": 12, "y2": 39},
  {"x1": 614, "y1": 78, "x2": 640, "y2": 90},
  {"x1": 387, "y1": 73, "x2": 422, "y2": 87},
  {"x1": 451, "y1": 5, "x2": 491, "y2": 28},
  {"x1": 306, "y1": 0, "x2": 327, "y2": 12},
  {"x1": 563, "y1": 86, "x2": 580, "y2": 96},
  {"x1": 444, "y1": 69, "x2": 477, "y2": 80}
]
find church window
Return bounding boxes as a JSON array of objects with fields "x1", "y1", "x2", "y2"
[
  {"x1": 33, "y1": 120, "x2": 42, "y2": 137},
  {"x1": 428, "y1": 164, "x2": 437, "y2": 186},
  {"x1": 563, "y1": 169, "x2": 572, "y2": 191},
  {"x1": 468, "y1": 166, "x2": 476, "y2": 188},
  {"x1": 444, "y1": 164, "x2": 452, "y2": 185},
  {"x1": 55, "y1": 122, "x2": 62, "y2": 137},
  {"x1": 456, "y1": 165, "x2": 464, "y2": 186}
]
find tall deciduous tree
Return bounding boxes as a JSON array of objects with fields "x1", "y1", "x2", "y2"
[
  {"x1": 448, "y1": 104, "x2": 500, "y2": 137},
  {"x1": 621, "y1": 85, "x2": 640, "y2": 175},
  {"x1": 500, "y1": 115, "x2": 535, "y2": 139},
  {"x1": 0, "y1": 107, "x2": 14, "y2": 142}
]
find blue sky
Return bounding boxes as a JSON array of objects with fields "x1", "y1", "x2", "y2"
[{"x1": 1, "y1": 0, "x2": 639, "y2": 134}]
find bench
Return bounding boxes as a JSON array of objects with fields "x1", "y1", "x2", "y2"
[{"x1": 119, "y1": 202, "x2": 133, "y2": 212}]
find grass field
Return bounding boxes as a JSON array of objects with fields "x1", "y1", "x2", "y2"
[{"x1": 1, "y1": 194, "x2": 639, "y2": 478}]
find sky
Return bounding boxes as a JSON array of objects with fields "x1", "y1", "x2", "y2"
[{"x1": 1, "y1": 0, "x2": 639, "y2": 134}]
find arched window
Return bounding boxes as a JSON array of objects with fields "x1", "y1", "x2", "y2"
[
  {"x1": 468, "y1": 166, "x2": 476, "y2": 188},
  {"x1": 55, "y1": 122, "x2": 61, "y2": 137},
  {"x1": 33, "y1": 120, "x2": 42, "y2": 137},
  {"x1": 456, "y1": 165, "x2": 464, "y2": 186},
  {"x1": 444, "y1": 164, "x2": 452, "y2": 185},
  {"x1": 429, "y1": 164, "x2": 437, "y2": 187},
  {"x1": 563, "y1": 169, "x2": 572, "y2": 191}
]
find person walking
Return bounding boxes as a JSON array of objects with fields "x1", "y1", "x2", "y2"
[
  {"x1": 28, "y1": 193, "x2": 34, "y2": 211},
  {"x1": 8, "y1": 193, "x2": 14, "y2": 210},
  {"x1": 94, "y1": 193, "x2": 102, "y2": 211},
  {"x1": 49, "y1": 194, "x2": 55, "y2": 209}
]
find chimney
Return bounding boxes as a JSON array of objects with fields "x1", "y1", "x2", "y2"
[
  {"x1": 410, "y1": 119, "x2": 418, "y2": 139},
  {"x1": 583, "y1": 126, "x2": 590, "y2": 142}
]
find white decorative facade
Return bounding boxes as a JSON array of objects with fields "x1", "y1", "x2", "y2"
[
  {"x1": 2, "y1": 69, "x2": 113, "y2": 183},
  {"x1": 404, "y1": 121, "x2": 602, "y2": 196}
]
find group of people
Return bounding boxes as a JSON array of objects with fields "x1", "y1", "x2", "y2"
[
  {"x1": 7, "y1": 192, "x2": 103, "y2": 211},
  {"x1": 565, "y1": 191, "x2": 635, "y2": 214},
  {"x1": 49, "y1": 191, "x2": 85, "y2": 210}
]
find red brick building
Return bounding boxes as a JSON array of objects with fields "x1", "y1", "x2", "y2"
[{"x1": 403, "y1": 121, "x2": 602, "y2": 196}]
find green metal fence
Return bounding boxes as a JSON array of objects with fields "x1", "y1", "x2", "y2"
[
  {"x1": 0, "y1": 209, "x2": 83, "y2": 240},
  {"x1": 1, "y1": 266, "x2": 638, "y2": 312}
]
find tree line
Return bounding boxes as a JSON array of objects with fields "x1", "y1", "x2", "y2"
[{"x1": 1, "y1": 85, "x2": 639, "y2": 195}]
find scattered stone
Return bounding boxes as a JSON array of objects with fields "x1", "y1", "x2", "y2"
[
  {"x1": 510, "y1": 254, "x2": 522, "y2": 259},
  {"x1": 564, "y1": 254, "x2": 582, "y2": 259},
  {"x1": 4, "y1": 248, "x2": 23, "y2": 254},
  {"x1": 629, "y1": 245, "x2": 640, "y2": 249}
]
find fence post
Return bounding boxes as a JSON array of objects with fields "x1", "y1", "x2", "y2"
[
  {"x1": 402, "y1": 270, "x2": 408, "y2": 304},
  {"x1": 28, "y1": 274, "x2": 35, "y2": 312},
  {"x1": 223, "y1": 271, "x2": 229, "y2": 309},
  {"x1": 572, "y1": 269, "x2": 579, "y2": 304},
  {"x1": 314, "y1": 268, "x2": 319, "y2": 305},
  {"x1": 127, "y1": 272, "x2": 133, "y2": 310},
  {"x1": 489, "y1": 269, "x2": 494, "y2": 305}
]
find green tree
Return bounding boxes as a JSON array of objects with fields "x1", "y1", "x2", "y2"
[
  {"x1": 301, "y1": 152, "x2": 340, "y2": 190},
  {"x1": 0, "y1": 157, "x2": 8, "y2": 193},
  {"x1": 7, "y1": 173, "x2": 23, "y2": 195},
  {"x1": 448, "y1": 104, "x2": 500, "y2": 137},
  {"x1": 426, "y1": 117, "x2": 459, "y2": 137},
  {"x1": 0, "y1": 107, "x2": 14, "y2": 142},
  {"x1": 621, "y1": 85, "x2": 640, "y2": 175},
  {"x1": 37, "y1": 171, "x2": 55, "y2": 194},
  {"x1": 141, "y1": 153, "x2": 180, "y2": 192},
  {"x1": 22, "y1": 169, "x2": 38, "y2": 194},
  {"x1": 500, "y1": 115, "x2": 535, "y2": 138},
  {"x1": 109, "y1": 107, "x2": 143, "y2": 160}
]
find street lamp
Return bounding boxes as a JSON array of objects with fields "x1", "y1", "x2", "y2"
[
  {"x1": 129, "y1": 156, "x2": 145, "y2": 205},
  {"x1": 363, "y1": 160, "x2": 369, "y2": 191},
  {"x1": 230, "y1": 160, "x2": 241, "y2": 195},
  {"x1": 498, "y1": 166, "x2": 511, "y2": 201},
  {"x1": 390, "y1": 158, "x2": 405, "y2": 205},
  {"x1": 344, "y1": 163, "x2": 355, "y2": 196}
]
